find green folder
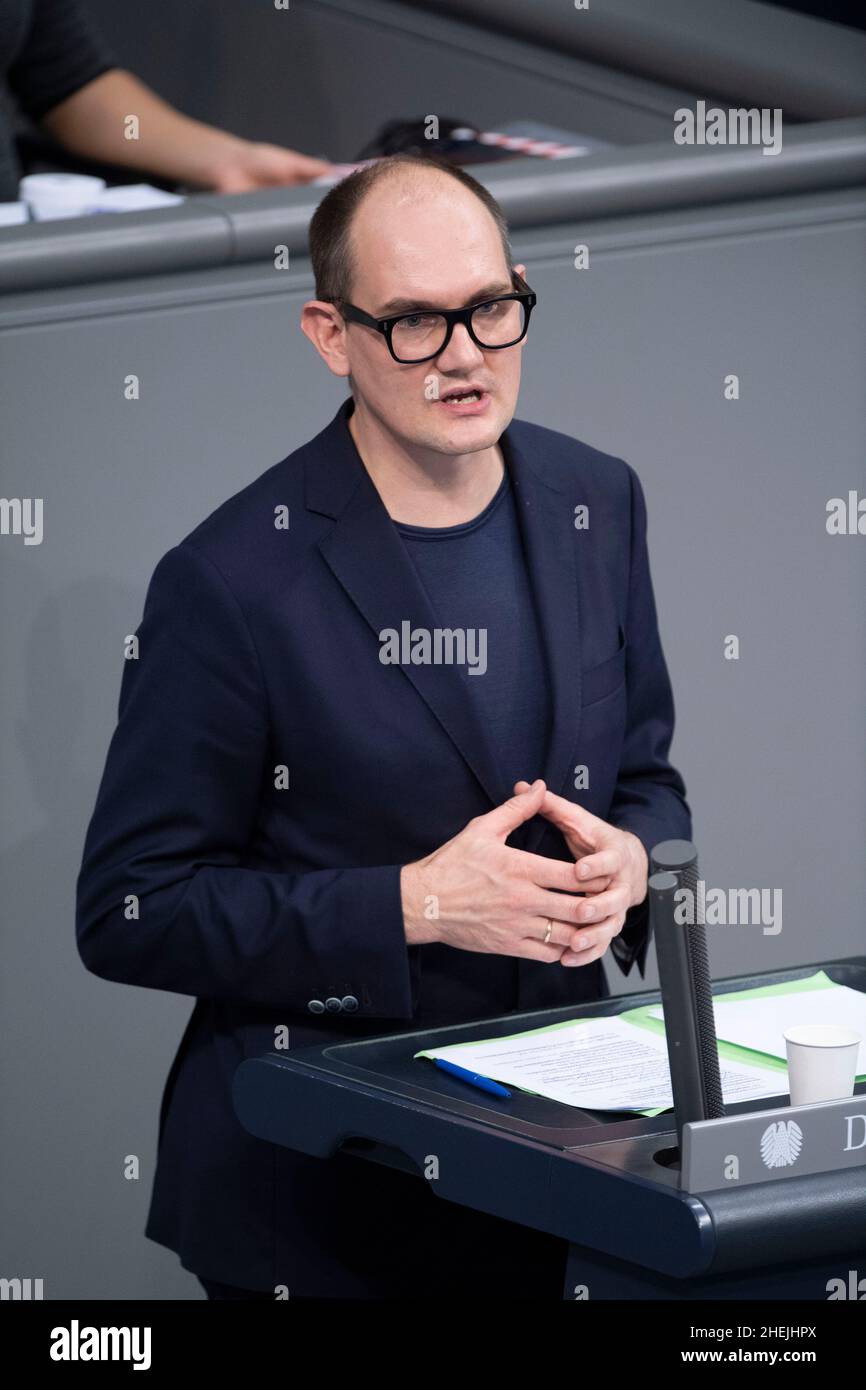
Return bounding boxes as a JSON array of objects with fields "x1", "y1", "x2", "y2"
[{"x1": 416, "y1": 971, "x2": 864, "y2": 1118}]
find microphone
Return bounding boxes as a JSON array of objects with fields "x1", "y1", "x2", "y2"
[{"x1": 649, "y1": 840, "x2": 725, "y2": 1159}]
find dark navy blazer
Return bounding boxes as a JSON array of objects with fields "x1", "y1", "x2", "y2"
[{"x1": 75, "y1": 398, "x2": 691, "y2": 1293}]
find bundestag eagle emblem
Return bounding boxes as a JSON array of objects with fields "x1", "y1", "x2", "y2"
[{"x1": 760, "y1": 1119, "x2": 803, "y2": 1169}]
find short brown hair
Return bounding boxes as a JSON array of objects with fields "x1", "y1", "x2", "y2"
[{"x1": 307, "y1": 154, "x2": 513, "y2": 303}]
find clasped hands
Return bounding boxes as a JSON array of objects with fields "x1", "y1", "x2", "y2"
[
  {"x1": 401, "y1": 777, "x2": 648, "y2": 967},
  {"x1": 512, "y1": 778, "x2": 648, "y2": 965}
]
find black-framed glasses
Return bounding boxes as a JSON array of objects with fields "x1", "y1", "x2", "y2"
[{"x1": 333, "y1": 270, "x2": 537, "y2": 364}]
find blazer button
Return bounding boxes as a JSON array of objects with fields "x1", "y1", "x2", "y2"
[
  {"x1": 307, "y1": 999, "x2": 325, "y2": 1014},
  {"x1": 341, "y1": 995, "x2": 359, "y2": 1012},
  {"x1": 325, "y1": 996, "x2": 343, "y2": 1013}
]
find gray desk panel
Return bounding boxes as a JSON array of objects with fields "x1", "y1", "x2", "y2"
[
  {"x1": 2, "y1": 117, "x2": 864, "y2": 293},
  {"x1": 423, "y1": 0, "x2": 866, "y2": 119}
]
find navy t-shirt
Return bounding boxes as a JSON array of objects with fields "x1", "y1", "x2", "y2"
[{"x1": 394, "y1": 463, "x2": 551, "y2": 795}]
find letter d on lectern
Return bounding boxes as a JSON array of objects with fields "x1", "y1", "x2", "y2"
[{"x1": 844, "y1": 1115, "x2": 866, "y2": 1151}]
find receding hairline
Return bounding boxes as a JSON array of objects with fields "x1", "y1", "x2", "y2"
[
  {"x1": 354, "y1": 159, "x2": 477, "y2": 205},
  {"x1": 308, "y1": 154, "x2": 513, "y2": 304},
  {"x1": 344, "y1": 164, "x2": 508, "y2": 299}
]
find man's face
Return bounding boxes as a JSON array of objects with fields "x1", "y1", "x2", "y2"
[{"x1": 332, "y1": 173, "x2": 526, "y2": 456}]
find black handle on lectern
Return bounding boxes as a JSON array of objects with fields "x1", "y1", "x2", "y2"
[{"x1": 649, "y1": 840, "x2": 725, "y2": 1153}]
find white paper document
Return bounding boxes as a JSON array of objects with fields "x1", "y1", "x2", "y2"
[
  {"x1": 92, "y1": 184, "x2": 185, "y2": 212},
  {"x1": 660, "y1": 984, "x2": 866, "y2": 1077},
  {"x1": 0, "y1": 201, "x2": 28, "y2": 225},
  {"x1": 416, "y1": 1015, "x2": 787, "y2": 1112}
]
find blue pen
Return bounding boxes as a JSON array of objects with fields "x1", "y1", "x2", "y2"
[{"x1": 434, "y1": 1058, "x2": 511, "y2": 1098}]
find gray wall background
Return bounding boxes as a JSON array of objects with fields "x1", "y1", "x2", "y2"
[
  {"x1": 72, "y1": 0, "x2": 718, "y2": 159},
  {"x1": 1, "y1": 0, "x2": 864, "y2": 1302}
]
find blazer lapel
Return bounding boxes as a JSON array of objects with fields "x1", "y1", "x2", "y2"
[
  {"x1": 308, "y1": 400, "x2": 507, "y2": 808},
  {"x1": 305, "y1": 401, "x2": 585, "y2": 835},
  {"x1": 504, "y1": 429, "x2": 584, "y2": 855}
]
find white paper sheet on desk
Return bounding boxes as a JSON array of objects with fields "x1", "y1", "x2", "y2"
[
  {"x1": 92, "y1": 184, "x2": 185, "y2": 212},
  {"x1": 416, "y1": 1016, "x2": 786, "y2": 1112},
  {"x1": 655, "y1": 984, "x2": 866, "y2": 1077}
]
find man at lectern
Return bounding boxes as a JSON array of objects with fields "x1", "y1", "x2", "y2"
[{"x1": 76, "y1": 154, "x2": 691, "y2": 1300}]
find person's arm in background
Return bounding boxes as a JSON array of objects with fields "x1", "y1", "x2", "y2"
[
  {"x1": 8, "y1": 0, "x2": 331, "y2": 190},
  {"x1": 40, "y1": 68, "x2": 332, "y2": 191}
]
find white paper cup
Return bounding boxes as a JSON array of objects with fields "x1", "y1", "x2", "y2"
[
  {"x1": 784, "y1": 1024, "x2": 860, "y2": 1106},
  {"x1": 19, "y1": 173, "x2": 106, "y2": 221}
]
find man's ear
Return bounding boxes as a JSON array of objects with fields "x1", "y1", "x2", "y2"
[{"x1": 300, "y1": 301, "x2": 351, "y2": 378}]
